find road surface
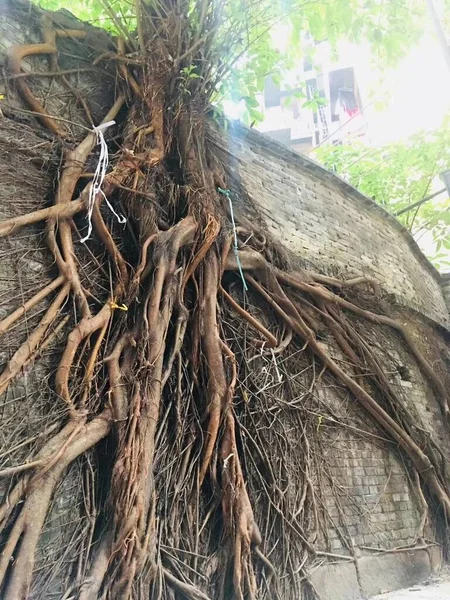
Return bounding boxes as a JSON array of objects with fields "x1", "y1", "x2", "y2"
[{"x1": 373, "y1": 578, "x2": 450, "y2": 599}]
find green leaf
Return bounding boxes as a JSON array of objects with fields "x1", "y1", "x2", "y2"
[
  {"x1": 314, "y1": 113, "x2": 450, "y2": 269},
  {"x1": 247, "y1": 106, "x2": 265, "y2": 123},
  {"x1": 242, "y1": 96, "x2": 259, "y2": 108}
]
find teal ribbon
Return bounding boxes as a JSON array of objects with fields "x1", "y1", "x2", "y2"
[{"x1": 217, "y1": 187, "x2": 248, "y2": 291}]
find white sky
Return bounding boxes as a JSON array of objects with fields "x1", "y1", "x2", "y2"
[
  {"x1": 335, "y1": 35, "x2": 449, "y2": 265},
  {"x1": 360, "y1": 36, "x2": 450, "y2": 144}
]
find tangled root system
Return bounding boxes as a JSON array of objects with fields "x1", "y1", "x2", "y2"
[{"x1": 0, "y1": 2, "x2": 449, "y2": 599}]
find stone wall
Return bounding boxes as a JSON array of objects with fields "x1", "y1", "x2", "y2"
[{"x1": 221, "y1": 124, "x2": 450, "y2": 329}]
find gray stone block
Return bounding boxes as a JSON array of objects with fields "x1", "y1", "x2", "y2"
[
  {"x1": 308, "y1": 561, "x2": 360, "y2": 600},
  {"x1": 358, "y1": 549, "x2": 432, "y2": 597}
]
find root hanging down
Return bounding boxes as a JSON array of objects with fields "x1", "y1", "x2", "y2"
[{"x1": 0, "y1": 2, "x2": 449, "y2": 599}]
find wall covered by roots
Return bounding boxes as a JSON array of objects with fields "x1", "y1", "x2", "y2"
[{"x1": 0, "y1": 1, "x2": 449, "y2": 599}]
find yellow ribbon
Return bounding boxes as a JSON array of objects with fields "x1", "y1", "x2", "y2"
[
  {"x1": 316, "y1": 414, "x2": 323, "y2": 433},
  {"x1": 110, "y1": 301, "x2": 128, "y2": 311}
]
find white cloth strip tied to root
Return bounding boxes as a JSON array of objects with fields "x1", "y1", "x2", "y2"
[{"x1": 81, "y1": 120, "x2": 126, "y2": 244}]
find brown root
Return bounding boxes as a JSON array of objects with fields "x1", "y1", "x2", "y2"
[
  {"x1": 0, "y1": 275, "x2": 65, "y2": 336},
  {"x1": 0, "y1": 200, "x2": 84, "y2": 238},
  {"x1": 0, "y1": 413, "x2": 111, "y2": 598},
  {"x1": 2, "y1": 7, "x2": 449, "y2": 599},
  {"x1": 198, "y1": 252, "x2": 228, "y2": 486},
  {"x1": 0, "y1": 283, "x2": 70, "y2": 396}
]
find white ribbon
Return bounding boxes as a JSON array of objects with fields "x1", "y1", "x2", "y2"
[{"x1": 80, "y1": 120, "x2": 126, "y2": 244}]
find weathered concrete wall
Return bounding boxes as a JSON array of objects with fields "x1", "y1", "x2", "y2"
[
  {"x1": 223, "y1": 125, "x2": 450, "y2": 329},
  {"x1": 310, "y1": 546, "x2": 441, "y2": 600}
]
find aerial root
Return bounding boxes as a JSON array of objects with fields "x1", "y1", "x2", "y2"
[
  {"x1": 105, "y1": 333, "x2": 136, "y2": 422},
  {"x1": 224, "y1": 250, "x2": 450, "y2": 520},
  {"x1": 0, "y1": 275, "x2": 66, "y2": 336},
  {"x1": 227, "y1": 248, "x2": 449, "y2": 416},
  {"x1": 77, "y1": 535, "x2": 113, "y2": 600},
  {"x1": 0, "y1": 282, "x2": 70, "y2": 397},
  {"x1": 0, "y1": 200, "x2": 85, "y2": 238},
  {"x1": 0, "y1": 186, "x2": 448, "y2": 598},
  {"x1": 46, "y1": 94, "x2": 125, "y2": 317},
  {"x1": 198, "y1": 252, "x2": 228, "y2": 486},
  {"x1": 0, "y1": 412, "x2": 111, "y2": 599},
  {"x1": 220, "y1": 285, "x2": 278, "y2": 348},
  {"x1": 100, "y1": 217, "x2": 198, "y2": 594},
  {"x1": 163, "y1": 567, "x2": 212, "y2": 600},
  {"x1": 91, "y1": 201, "x2": 129, "y2": 292},
  {"x1": 221, "y1": 411, "x2": 261, "y2": 600},
  {"x1": 6, "y1": 21, "x2": 86, "y2": 137},
  {"x1": 55, "y1": 302, "x2": 112, "y2": 416},
  {"x1": 276, "y1": 269, "x2": 449, "y2": 415}
]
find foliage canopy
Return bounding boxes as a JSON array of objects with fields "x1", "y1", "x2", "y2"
[
  {"x1": 38, "y1": 0, "x2": 429, "y2": 119},
  {"x1": 316, "y1": 117, "x2": 450, "y2": 270},
  {"x1": 37, "y1": 0, "x2": 449, "y2": 269}
]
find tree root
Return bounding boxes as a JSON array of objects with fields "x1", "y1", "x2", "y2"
[
  {"x1": 46, "y1": 94, "x2": 125, "y2": 316},
  {"x1": 278, "y1": 269, "x2": 450, "y2": 417},
  {"x1": 2, "y1": 11, "x2": 450, "y2": 598},
  {"x1": 198, "y1": 253, "x2": 228, "y2": 486},
  {"x1": 1, "y1": 125, "x2": 448, "y2": 599},
  {"x1": 93, "y1": 217, "x2": 198, "y2": 595},
  {"x1": 0, "y1": 282, "x2": 70, "y2": 396},
  {"x1": 55, "y1": 301, "x2": 112, "y2": 416},
  {"x1": 225, "y1": 252, "x2": 450, "y2": 520},
  {"x1": 0, "y1": 412, "x2": 111, "y2": 600},
  {"x1": 6, "y1": 19, "x2": 87, "y2": 137},
  {"x1": 0, "y1": 275, "x2": 65, "y2": 336},
  {"x1": 221, "y1": 411, "x2": 261, "y2": 600},
  {"x1": 163, "y1": 567, "x2": 212, "y2": 600},
  {"x1": 220, "y1": 285, "x2": 278, "y2": 348},
  {"x1": 0, "y1": 200, "x2": 85, "y2": 238}
]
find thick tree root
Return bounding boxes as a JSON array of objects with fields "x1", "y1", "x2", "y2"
[
  {"x1": 0, "y1": 413, "x2": 111, "y2": 599},
  {"x1": 0, "y1": 200, "x2": 85, "y2": 238},
  {"x1": 7, "y1": 18, "x2": 86, "y2": 137}
]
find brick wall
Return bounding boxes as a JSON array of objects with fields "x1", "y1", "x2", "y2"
[
  {"x1": 312, "y1": 317, "x2": 446, "y2": 557},
  {"x1": 442, "y1": 274, "x2": 450, "y2": 313},
  {"x1": 322, "y1": 443, "x2": 420, "y2": 553},
  {"x1": 219, "y1": 125, "x2": 450, "y2": 329},
  {"x1": 214, "y1": 124, "x2": 450, "y2": 584}
]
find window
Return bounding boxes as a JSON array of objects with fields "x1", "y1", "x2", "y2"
[
  {"x1": 264, "y1": 76, "x2": 281, "y2": 108},
  {"x1": 329, "y1": 68, "x2": 359, "y2": 122}
]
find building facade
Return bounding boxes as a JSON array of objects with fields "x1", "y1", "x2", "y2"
[{"x1": 257, "y1": 40, "x2": 369, "y2": 153}]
